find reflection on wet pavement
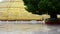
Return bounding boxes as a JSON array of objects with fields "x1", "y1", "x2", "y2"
[{"x1": 0, "y1": 24, "x2": 60, "y2": 34}]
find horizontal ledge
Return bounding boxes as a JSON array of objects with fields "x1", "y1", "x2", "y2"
[{"x1": 0, "y1": 19, "x2": 42, "y2": 21}]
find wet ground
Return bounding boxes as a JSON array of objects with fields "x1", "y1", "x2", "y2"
[{"x1": 0, "y1": 23, "x2": 60, "y2": 34}]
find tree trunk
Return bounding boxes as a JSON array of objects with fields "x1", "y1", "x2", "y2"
[
  {"x1": 50, "y1": 13, "x2": 57, "y2": 18},
  {"x1": 48, "y1": 11, "x2": 57, "y2": 18}
]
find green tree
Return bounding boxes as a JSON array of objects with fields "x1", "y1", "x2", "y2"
[{"x1": 23, "y1": 0, "x2": 60, "y2": 18}]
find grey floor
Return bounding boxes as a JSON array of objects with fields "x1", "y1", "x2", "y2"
[
  {"x1": 0, "y1": 21, "x2": 60, "y2": 34},
  {"x1": 35, "y1": 25, "x2": 60, "y2": 34}
]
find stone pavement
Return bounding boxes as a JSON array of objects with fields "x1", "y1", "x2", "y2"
[{"x1": 0, "y1": 24, "x2": 60, "y2": 34}]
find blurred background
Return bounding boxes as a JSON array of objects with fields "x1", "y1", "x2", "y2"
[
  {"x1": 0, "y1": 0, "x2": 50, "y2": 20},
  {"x1": 0, "y1": 0, "x2": 60, "y2": 34}
]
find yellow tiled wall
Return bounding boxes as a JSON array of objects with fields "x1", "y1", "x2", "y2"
[{"x1": 0, "y1": 0, "x2": 43, "y2": 20}]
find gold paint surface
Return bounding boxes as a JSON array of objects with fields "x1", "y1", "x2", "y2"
[{"x1": 0, "y1": 0, "x2": 42, "y2": 20}]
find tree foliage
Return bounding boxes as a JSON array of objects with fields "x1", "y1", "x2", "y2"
[{"x1": 23, "y1": 0, "x2": 60, "y2": 15}]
